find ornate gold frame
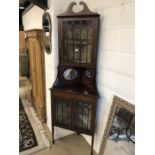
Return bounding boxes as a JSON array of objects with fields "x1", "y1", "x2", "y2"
[{"x1": 98, "y1": 96, "x2": 135, "y2": 155}]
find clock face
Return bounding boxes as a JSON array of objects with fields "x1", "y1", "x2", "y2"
[{"x1": 63, "y1": 69, "x2": 78, "y2": 80}]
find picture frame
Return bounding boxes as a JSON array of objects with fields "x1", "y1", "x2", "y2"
[{"x1": 98, "y1": 96, "x2": 135, "y2": 155}]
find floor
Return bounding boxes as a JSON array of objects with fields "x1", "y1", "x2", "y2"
[
  {"x1": 104, "y1": 140, "x2": 135, "y2": 155},
  {"x1": 34, "y1": 134, "x2": 96, "y2": 155}
]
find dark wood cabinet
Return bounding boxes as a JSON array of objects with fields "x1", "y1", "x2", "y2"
[{"x1": 50, "y1": 2, "x2": 100, "y2": 155}]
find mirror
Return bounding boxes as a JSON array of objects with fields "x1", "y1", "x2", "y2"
[
  {"x1": 42, "y1": 11, "x2": 52, "y2": 54},
  {"x1": 99, "y1": 96, "x2": 135, "y2": 155},
  {"x1": 63, "y1": 69, "x2": 78, "y2": 80}
]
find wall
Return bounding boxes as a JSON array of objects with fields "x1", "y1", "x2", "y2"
[{"x1": 22, "y1": 0, "x2": 135, "y2": 153}]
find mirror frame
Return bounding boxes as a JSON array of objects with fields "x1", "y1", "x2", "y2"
[
  {"x1": 42, "y1": 11, "x2": 52, "y2": 54},
  {"x1": 63, "y1": 68, "x2": 78, "y2": 80},
  {"x1": 98, "y1": 96, "x2": 135, "y2": 155}
]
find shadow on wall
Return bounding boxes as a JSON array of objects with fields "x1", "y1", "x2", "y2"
[
  {"x1": 95, "y1": 10, "x2": 105, "y2": 128},
  {"x1": 96, "y1": 96, "x2": 107, "y2": 129}
]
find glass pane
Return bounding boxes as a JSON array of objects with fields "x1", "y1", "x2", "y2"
[
  {"x1": 63, "y1": 38, "x2": 74, "y2": 62},
  {"x1": 88, "y1": 27, "x2": 93, "y2": 39},
  {"x1": 81, "y1": 28, "x2": 87, "y2": 40},
  {"x1": 80, "y1": 20, "x2": 93, "y2": 64},
  {"x1": 63, "y1": 44, "x2": 68, "y2": 61},
  {"x1": 87, "y1": 44, "x2": 92, "y2": 63},
  {"x1": 74, "y1": 28, "x2": 81, "y2": 40},
  {"x1": 68, "y1": 29, "x2": 73, "y2": 40},
  {"x1": 74, "y1": 101, "x2": 92, "y2": 131},
  {"x1": 74, "y1": 44, "x2": 80, "y2": 63},
  {"x1": 73, "y1": 21, "x2": 81, "y2": 63},
  {"x1": 81, "y1": 46, "x2": 87, "y2": 63},
  {"x1": 68, "y1": 44, "x2": 73, "y2": 62},
  {"x1": 63, "y1": 21, "x2": 74, "y2": 62},
  {"x1": 63, "y1": 23, "x2": 68, "y2": 40},
  {"x1": 55, "y1": 97, "x2": 71, "y2": 127}
]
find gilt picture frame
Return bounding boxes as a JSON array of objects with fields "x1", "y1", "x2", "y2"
[{"x1": 98, "y1": 96, "x2": 135, "y2": 155}]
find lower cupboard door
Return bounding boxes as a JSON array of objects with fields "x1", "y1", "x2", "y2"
[
  {"x1": 54, "y1": 96, "x2": 72, "y2": 128},
  {"x1": 74, "y1": 100, "x2": 93, "y2": 132}
]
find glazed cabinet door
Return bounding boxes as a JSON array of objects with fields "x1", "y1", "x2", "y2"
[
  {"x1": 73, "y1": 100, "x2": 94, "y2": 134},
  {"x1": 52, "y1": 91, "x2": 96, "y2": 134},
  {"x1": 53, "y1": 96, "x2": 72, "y2": 129},
  {"x1": 59, "y1": 18, "x2": 98, "y2": 67}
]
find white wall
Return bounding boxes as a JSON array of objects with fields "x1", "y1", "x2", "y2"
[
  {"x1": 82, "y1": 0, "x2": 135, "y2": 153},
  {"x1": 22, "y1": 0, "x2": 135, "y2": 153}
]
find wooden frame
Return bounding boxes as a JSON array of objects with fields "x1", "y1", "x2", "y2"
[{"x1": 98, "y1": 96, "x2": 135, "y2": 155}]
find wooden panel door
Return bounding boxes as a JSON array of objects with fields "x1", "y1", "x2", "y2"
[{"x1": 26, "y1": 30, "x2": 46, "y2": 122}]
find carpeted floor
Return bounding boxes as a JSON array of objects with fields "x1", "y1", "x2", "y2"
[{"x1": 19, "y1": 98, "x2": 38, "y2": 152}]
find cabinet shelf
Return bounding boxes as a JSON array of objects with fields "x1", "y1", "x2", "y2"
[{"x1": 53, "y1": 83, "x2": 97, "y2": 96}]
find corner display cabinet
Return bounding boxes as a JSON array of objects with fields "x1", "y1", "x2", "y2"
[{"x1": 50, "y1": 2, "x2": 100, "y2": 155}]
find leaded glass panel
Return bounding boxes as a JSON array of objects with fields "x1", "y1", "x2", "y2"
[
  {"x1": 54, "y1": 97, "x2": 72, "y2": 127},
  {"x1": 74, "y1": 101, "x2": 92, "y2": 131},
  {"x1": 62, "y1": 20, "x2": 94, "y2": 64}
]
